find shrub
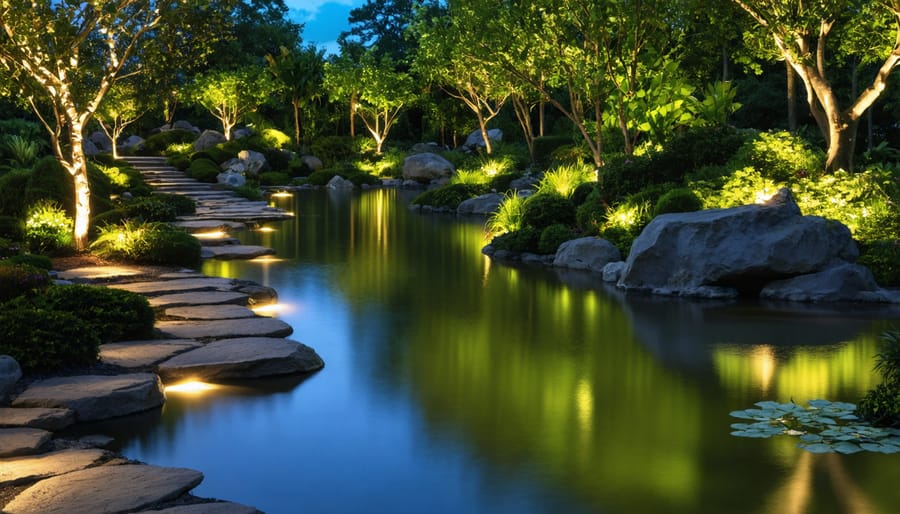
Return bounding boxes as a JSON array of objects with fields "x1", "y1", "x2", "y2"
[
  {"x1": 522, "y1": 193, "x2": 575, "y2": 230},
  {"x1": 598, "y1": 154, "x2": 657, "y2": 203},
  {"x1": 858, "y1": 242, "x2": 900, "y2": 287},
  {"x1": 2, "y1": 134, "x2": 43, "y2": 168},
  {"x1": 490, "y1": 226, "x2": 541, "y2": 253},
  {"x1": 600, "y1": 226, "x2": 637, "y2": 256},
  {"x1": 229, "y1": 183, "x2": 263, "y2": 201},
  {"x1": 571, "y1": 183, "x2": 597, "y2": 207},
  {"x1": 91, "y1": 209, "x2": 127, "y2": 232},
  {"x1": 24, "y1": 200, "x2": 73, "y2": 255},
  {"x1": 657, "y1": 125, "x2": 750, "y2": 172},
  {"x1": 152, "y1": 193, "x2": 196, "y2": 216},
  {"x1": 0, "y1": 169, "x2": 31, "y2": 217},
  {"x1": 413, "y1": 183, "x2": 486, "y2": 209},
  {"x1": 575, "y1": 189, "x2": 605, "y2": 235},
  {"x1": 728, "y1": 130, "x2": 824, "y2": 181},
  {"x1": 488, "y1": 172, "x2": 521, "y2": 192},
  {"x1": 306, "y1": 169, "x2": 339, "y2": 186},
  {"x1": 539, "y1": 224, "x2": 578, "y2": 254},
  {"x1": 205, "y1": 145, "x2": 237, "y2": 164},
  {"x1": 5, "y1": 253, "x2": 52, "y2": 270},
  {"x1": 487, "y1": 192, "x2": 527, "y2": 236},
  {"x1": 537, "y1": 163, "x2": 596, "y2": 198},
  {"x1": 858, "y1": 331, "x2": 900, "y2": 427},
  {"x1": 124, "y1": 196, "x2": 178, "y2": 222},
  {"x1": 0, "y1": 307, "x2": 99, "y2": 372},
  {"x1": 259, "y1": 128, "x2": 292, "y2": 149},
  {"x1": 139, "y1": 129, "x2": 197, "y2": 155},
  {"x1": 0, "y1": 215, "x2": 24, "y2": 241},
  {"x1": 168, "y1": 155, "x2": 191, "y2": 171},
  {"x1": 188, "y1": 158, "x2": 221, "y2": 183},
  {"x1": 347, "y1": 172, "x2": 381, "y2": 187},
  {"x1": 653, "y1": 188, "x2": 703, "y2": 216},
  {"x1": 259, "y1": 171, "x2": 292, "y2": 186},
  {"x1": 0, "y1": 262, "x2": 51, "y2": 303},
  {"x1": 24, "y1": 156, "x2": 69, "y2": 211},
  {"x1": 91, "y1": 221, "x2": 201, "y2": 267},
  {"x1": 263, "y1": 148, "x2": 292, "y2": 171},
  {"x1": 0, "y1": 237, "x2": 20, "y2": 258},
  {"x1": 310, "y1": 136, "x2": 355, "y2": 166},
  {"x1": 533, "y1": 135, "x2": 574, "y2": 166},
  {"x1": 20, "y1": 284, "x2": 155, "y2": 343}
]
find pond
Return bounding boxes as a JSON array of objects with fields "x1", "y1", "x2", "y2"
[{"x1": 95, "y1": 188, "x2": 900, "y2": 513}]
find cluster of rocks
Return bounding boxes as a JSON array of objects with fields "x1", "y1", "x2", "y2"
[{"x1": 491, "y1": 188, "x2": 900, "y2": 304}]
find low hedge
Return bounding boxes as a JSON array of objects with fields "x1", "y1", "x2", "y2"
[{"x1": 0, "y1": 307, "x2": 100, "y2": 372}]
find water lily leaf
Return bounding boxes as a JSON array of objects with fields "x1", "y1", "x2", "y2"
[
  {"x1": 729, "y1": 410, "x2": 758, "y2": 420},
  {"x1": 833, "y1": 442, "x2": 863, "y2": 454},
  {"x1": 800, "y1": 434, "x2": 823, "y2": 443},
  {"x1": 831, "y1": 402, "x2": 857, "y2": 411},
  {"x1": 801, "y1": 443, "x2": 834, "y2": 453},
  {"x1": 732, "y1": 430, "x2": 774, "y2": 438},
  {"x1": 755, "y1": 401, "x2": 787, "y2": 411},
  {"x1": 818, "y1": 417, "x2": 837, "y2": 425},
  {"x1": 808, "y1": 399, "x2": 832, "y2": 409}
]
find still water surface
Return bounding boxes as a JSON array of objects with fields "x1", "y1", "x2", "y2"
[{"x1": 98, "y1": 189, "x2": 900, "y2": 513}]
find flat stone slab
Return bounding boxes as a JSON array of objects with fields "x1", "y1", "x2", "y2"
[
  {"x1": 100, "y1": 339, "x2": 202, "y2": 369},
  {"x1": 109, "y1": 277, "x2": 238, "y2": 295},
  {"x1": 148, "y1": 291, "x2": 249, "y2": 309},
  {"x1": 164, "y1": 305, "x2": 257, "y2": 320},
  {"x1": 156, "y1": 318, "x2": 293, "y2": 340},
  {"x1": 158, "y1": 337, "x2": 324, "y2": 381},
  {"x1": 56, "y1": 265, "x2": 146, "y2": 281},
  {"x1": 201, "y1": 245, "x2": 275, "y2": 260},
  {"x1": 142, "y1": 502, "x2": 262, "y2": 514},
  {"x1": 0, "y1": 449, "x2": 107, "y2": 487},
  {"x1": 171, "y1": 220, "x2": 247, "y2": 232},
  {"x1": 0, "y1": 428, "x2": 51, "y2": 458},
  {"x1": 0, "y1": 407, "x2": 76, "y2": 430},
  {"x1": 13, "y1": 374, "x2": 165, "y2": 422},
  {"x1": 4, "y1": 463, "x2": 204, "y2": 514}
]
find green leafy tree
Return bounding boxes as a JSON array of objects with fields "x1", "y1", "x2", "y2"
[
  {"x1": 338, "y1": 0, "x2": 426, "y2": 61},
  {"x1": 187, "y1": 68, "x2": 278, "y2": 140},
  {"x1": 0, "y1": 0, "x2": 166, "y2": 250},
  {"x1": 94, "y1": 81, "x2": 146, "y2": 160},
  {"x1": 733, "y1": 0, "x2": 900, "y2": 172},
  {"x1": 325, "y1": 50, "x2": 416, "y2": 154},
  {"x1": 266, "y1": 44, "x2": 326, "y2": 146}
]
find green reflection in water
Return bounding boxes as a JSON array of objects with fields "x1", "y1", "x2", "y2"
[{"x1": 203, "y1": 189, "x2": 900, "y2": 514}]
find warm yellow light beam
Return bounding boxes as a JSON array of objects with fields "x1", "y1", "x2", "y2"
[
  {"x1": 256, "y1": 226, "x2": 276, "y2": 233},
  {"x1": 164, "y1": 380, "x2": 218, "y2": 394},
  {"x1": 194, "y1": 230, "x2": 228, "y2": 239},
  {"x1": 251, "y1": 303, "x2": 294, "y2": 316},
  {"x1": 270, "y1": 191, "x2": 293, "y2": 198}
]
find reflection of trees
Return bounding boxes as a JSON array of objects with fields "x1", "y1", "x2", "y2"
[{"x1": 765, "y1": 451, "x2": 881, "y2": 514}]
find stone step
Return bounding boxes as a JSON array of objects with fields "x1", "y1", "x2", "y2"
[
  {"x1": 99, "y1": 339, "x2": 202, "y2": 369},
  {"x1": 0, "y1": 428, "x2": 52, "y2": 458},
  {"x1": 0, "y1": 449, "x2": 107, "y2": 488},
  {"x1": 201, "y1": 245, "x2": 275, "y2": 260},
  {"x1": 3, "y1": 463, "x2": 204, "y2": 514},
  {"x1": 12, "y1": 374, "x2": 165, "y2": 422},
  {"x1": 156, "y1": 317, "x2": 293, "y2": 340}
]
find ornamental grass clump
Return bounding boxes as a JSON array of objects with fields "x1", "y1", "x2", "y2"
[
  {"x1": 24, "y1": 199, "x2": 74, "y2": 255},
  {"x1": 91, "y1": 220, "x2": 201, "y2": 267},
  {"x1": 536, "y1": 163, "x2": 596, "y2": 198}
]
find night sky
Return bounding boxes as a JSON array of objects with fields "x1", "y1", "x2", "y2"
[{"x1": 286, "y1": 0, "x2": 365, "y2": 54}]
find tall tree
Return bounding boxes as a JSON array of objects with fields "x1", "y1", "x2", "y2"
[
  {"x1": 94, "y1": 81, "x2": 146, "y2": 160},
  {"x1": 0, "y1": 0, "x2": 166, "y2": 250},
  {"x1": 338, "y1": 0, "x2": 425, "y2": 61},
  {"x1": 733, "y1": 0, "x2": 900, "y2": 171},
  {"x1": 266, "y1": 44, "x2": 326, "y2": 146},
  {"x1": 187, "y1": 67, "x2": 278, "y2": 140}
]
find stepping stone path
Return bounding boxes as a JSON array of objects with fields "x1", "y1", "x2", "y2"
[
  {"x1": 120, "y1": 156, "x2": 289, "y2": 260},
  {"x1": 0, "y1": 157, "x2": 317, "y2": 511}
]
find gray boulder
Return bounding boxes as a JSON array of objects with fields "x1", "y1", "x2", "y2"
[
  {"x1": 402, "y1": 153, "x2": 455, "y2": 181},
  {"x1": 464, "y1": 128, "x2": 503, "y2": 150},
  {"x1": 411, "y1": 142, "x2": 444, "y2": 154},
  {"x1": 301, "y1": 155, "x2": 323, "y2": 171},
  {"x1": 193, "y1": 130, "x2": 227, "y2": 151},
  {"x1": 618, "y1": 188, "x2": 859, "y2": 298},
  {"x1": 233, "y1": 127, "x2": 253, "y2": 139},
  {"x1": 1, "y1": 355, "x2": 22, "y2": 402},
  {"x1": 509, "y1": 174, "x2": 539, "y2": 191},
  {"x1": 553, "y1": 237, "x2": 622, "y2": 272},
  {"x1": 172, "y1": 120, "x2": 197, "y2": 132},
  {"x1": 217, "y1": 170, "x2": 246, "y2": 188},
  {"x1": 457, "y1": 193, "x2": 504, "y2": 215},
  {"x1": 760, "y1": 262, "x2": 900, "y2": 303},
  {"x1": 327, "y1": 175, "x2": 354, "y2": 189},
  {"x1": 88, "y1": 131, "x2": 112, "y2": 152},
  {"x1": 238, "y1": 150, "x2": 268, "y2": 175},
  {"x1": 602, "y1": 261, "x2": 626, "y2": 283},
  {"x1": 119, "y1": 135, "x2": 144, "y2": 152}
]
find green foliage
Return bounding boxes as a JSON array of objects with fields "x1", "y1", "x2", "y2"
[
  {"x1": 188, "y1": 158, "x2": 221, "y2": 183},
  {"x1": 2, "y1": 134, "x2": 43, "y2": 168},
  {"x1": 167, "y1": 155, "x2": 191, "y2": 171},
  {"x1": 151, "y1": 193, "x2": 196, "y2": 216},
  {"x1": 0, "y1": 307, "x2": 99, "y2": 372},
  {"x1": 487, "y1": 192, "x2": 527, "y2": 236},
  {"x1": 15, "y1": 284, "x2": 155, "y2": 343},
  {"x1": 310, "y1": 136, "x2": 355, "y2": 166},
  {"x1": 259, "y1": 128, "x2": 292, "y2": 149},
  {"x1": 689, "y1": 81, "x2": 742, "y2": 127},
  {"x1": 187, "y1": 68, "x2": 278, "y2": 139},
  {"x1": 412, "y1": 183, "x2": 487, "y2": 209},
  {"x1": 451, "y1": 170, "x2": 490, "y2": 186},
  {"x1": 653, "y1": 188, "x2": 703, "y2": 216},
  {"x1": 858, "y1": 242, "x2": 900, "y2": 287},
  {"x1": 490, "y1": 226, "x2": 541, "y2": 253},
  {"x1": 229, "y1": 184, "x2": 263, "y2": 201},
  {"x1": 536, "y1": 163, "x2": 596, "y2": 198},
  {"x1": 859, "y1": 331, "x2": 900, "y2": 427},
  {"x1": 306, "y1": 169, "x2": 339, "y2": 186},
  {"x1": 696, "y1": 166, "x2": 781, "y2": 209},
  {"x1": 571, "y1": 183, "x2": 597, "y2": 207},
  {"x1": 24, "y1": 156, "x2": 69, "y2": 211},
  {"x1": 521, "y1": 193, "x2": 576, "y2": 231},
  {"x1": 0, "y1": 237, "x2": 20, "y2": 258},
  {"x1": 598, "y1": 154, "x2": 658, "y2": 202},
  {"x1": 91, "y1": 221, "x2": 201, "y2": 267},
  {"x1": 660, "y1": 125, "x2": 751, "y2": 173},
  {"x1": 576, "y1": 189, "x2": 605, "y2": 235},
  {"x1": 728, "y1": 130, "x2": 825, "y2": 181},
  {"x1": 259, "y1": 171, "x2": 291, "y2": 186},
  {"x1": 0, "y1": 215, "x2": 24, "y2": 241},
  {"x1": 263, "y1": 148, "x2": 292, "y2": 172},
  {"x1": 0, "y1": 262, "x2": 51, "y2": 303},
  {"x1": 139, "y1": 129, "x2": 197, "y2": 155},
  {"x1": 24, "y1": 200, "x2": 73, "y2": 255},
  {"x1": 488, "y1": 172, "x2": 521, "y2": 193},
  {"x1": 533, "y1": 136, "x2": 575, "y2": 166},
  {"x1": 0, "y1": 169, "x2": 31, "y2": 217},
  {"x1": 538, "y1": 224, "x2": 578, "y2": 255},
  {"x1": 124, "y1": 196, "x2": 177, "y2": 222},
  {"x1": 730, "y1": 399, "x2": 900, "y2": 454},
  {"x1": 600, "y1": 226, "x2": 637, "y2": 256},
  {"x1": 347, "y1": 173, "x2": 381, "y2": 187},
  {"x1": 4, "y1": 253, "x2": 52, "y2": 270}
]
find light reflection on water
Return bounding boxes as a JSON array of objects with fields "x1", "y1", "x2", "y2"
[{"x1": 83, "y1": 189, "x2": 900, "y2": 514}]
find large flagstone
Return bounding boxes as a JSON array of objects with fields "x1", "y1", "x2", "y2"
[
  {"x1": 12, "y1": 374, "x2": 165, "y2": 422},
  {"x1": 158, "y1": 337, "x2": 324, "y2": 381},
  {"x1": 156, "y1": 317, "x2": 293, "y2": 340},
  {"x1": 0, "y1": 449, "x2": 106, "y2": 487}
]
